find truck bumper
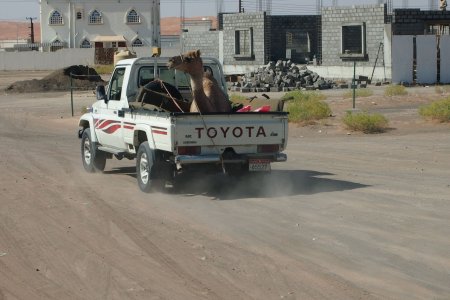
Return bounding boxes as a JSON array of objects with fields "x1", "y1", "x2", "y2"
[{"x1": 175, "y1": 153, "x2": 287, "y2": 165}]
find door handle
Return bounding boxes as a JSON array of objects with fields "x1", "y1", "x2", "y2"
[{"x1": 113, "y1": 111, "x2": 117, "y2": 114}]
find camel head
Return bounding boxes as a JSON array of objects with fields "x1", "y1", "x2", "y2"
[{"x1": 167, "y1": 49, "x2": 203, "y2": 76}]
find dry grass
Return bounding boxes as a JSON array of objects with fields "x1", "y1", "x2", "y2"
[
  {"x1": 343, "y1": 88, "x2": 374, "y2": 98},
  {"x1": 384, "y1": 85, "x2": 408, "y2": 96},
  {"x1": 284, "y1": 90, "x2": 331, "y2": 124},
  {"x1": 342, "y1": 111, "x2": 389, "y2": 133},
  {"x1": 419, "y1": 98, "x2": 450, "y2": 122}
]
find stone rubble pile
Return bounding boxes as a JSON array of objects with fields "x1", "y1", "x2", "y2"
[{"x1": 230, "y1": 60, "x2": 335, "y2": 93}]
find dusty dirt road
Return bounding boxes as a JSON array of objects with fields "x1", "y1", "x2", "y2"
[{"x1": 0, "y1": 75, "x2": 449, "y2": 299}]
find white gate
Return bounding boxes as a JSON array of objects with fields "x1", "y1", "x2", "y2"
[
  {"x1": 416, "y1": 35, "x2": 437, "y2": 84},
  {"x1": 440, "y1": 35, "x2": 450, "y2": 83},
  {"x1": 392, "y1": 35, "x2": 413, "y2": 84},
  {"x1": 391, "y1": 35, "x2": 448, "y2": 84}
]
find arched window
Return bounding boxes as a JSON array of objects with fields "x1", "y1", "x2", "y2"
[
  {"x1": 51, "y1": 39, "x2": 64, "y2": 52},
  {"x1": 89, "y1": 10, "x2": 103, "y2": 24},
  {"x1": 132, "y1": 38, "x2": 144, "y2": 47},
  {"x1": 127, "y1": 9, "x2": 140, "y2": 23},
  {"x1": 80, "y1": 39, "x2": 91, "y2": 48},
  {"x1": 49, "y1": 11, "x2": 63, "y2": 25}
]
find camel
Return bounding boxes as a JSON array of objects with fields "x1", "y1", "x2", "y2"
[{"x1": 167, "y1": 49, "x2": 231, "y2": 113}]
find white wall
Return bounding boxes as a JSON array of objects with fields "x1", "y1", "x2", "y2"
[
  {"x1": 416, "y1": 35, "x2": 437, "y2": 84},
  {"x1": 0, "y1": 47, "x2": 182, "y2": 71},
  {"x1": 40, "y1": 0, "x2": 160, "y2": 48},
  {"x1": 440, "y1": 36, "x2": 450, "y2": 83},
  {"x1": 391, "y1": 35, "x2": 413, "y2": 84},
  {"x1": 0, "y1": 48, "x2": 95, "y2": 70}
]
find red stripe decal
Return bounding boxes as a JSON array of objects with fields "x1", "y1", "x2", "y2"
[
  {"x1": 124, "y1": 125, "x2": 134, "y2": 130},
  {"x1": 96, "y1": 119, "x2": 108, "y2": 128},
  {"x1": 152, "y1": 130, "x2": 167, "y2": 135},
  {"x1": 103, "y1": 124, "x2": 121, "y2": 134},
  {"x1": 98, "y1": 120, "x2": 120, "y2": 129},
  {"x1": 152, "y1": 126, "x2": 167, "y2": 130}
]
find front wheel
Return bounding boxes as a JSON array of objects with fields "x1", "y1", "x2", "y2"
[
  {"x1": 136, "y1": 142, "x2": 155, "y2": 193},
  {"x1": 81, "y1": 129, "x2": 106, "y2": 173}
]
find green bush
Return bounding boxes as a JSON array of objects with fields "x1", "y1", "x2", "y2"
[
  {"x1": 285, "y1": 90, "x2": 331, "y2": 124},
  {"x1": 384, "y1": 85, "x2": 408, "y2": 96},
  {"x1": 342, "y1": 111, "x2": 389, "y2": 133},
  {"x1": 343, "y1": 88, "x2": 373, "y2": 98},
  {"x1": 419, "y1": 98, "x2": 450, "y2": 122}
]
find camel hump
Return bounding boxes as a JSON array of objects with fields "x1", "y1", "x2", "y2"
[{"x1": 185, "y1": 49, "x2": 201, "y2": 59}]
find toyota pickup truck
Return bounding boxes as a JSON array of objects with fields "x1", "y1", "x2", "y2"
[{"x1": 78, "y1": 56, "x2": 288, "y2": 192}]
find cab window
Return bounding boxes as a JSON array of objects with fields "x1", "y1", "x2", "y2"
[
  {"x1": 158, "y1": 67, "x2": 175, "y2": 85},
  {"x1": 138, "y1": 66, "x2": 155, "y2": 87},
  {"x1": 108, "y1": 67, "x2": 125, "y2": 101}
]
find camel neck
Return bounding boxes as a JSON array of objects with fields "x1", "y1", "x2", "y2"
[{"x1": 189, "y1": 74, "x2": 203, "y2": 90}]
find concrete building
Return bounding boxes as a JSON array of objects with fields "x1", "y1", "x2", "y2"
[
  {"x1": 39, "y1": 0, "x2": 160, "y2": 51},
  {"x1": 183, "y1": 12, "x2": 321, "y2": 75},
  {"x1": 321, "y1": 4, "x2": 388, "y2": 67}
]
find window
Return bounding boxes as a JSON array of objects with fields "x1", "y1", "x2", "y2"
[
  {"x1": 108, "y1": 68, "x2": 126, "y2": 101},
  {"x1": 80, "y1": 39, "x2": 91, "y2": 48},
  {"x1": 76, "y1": 10, "x2": 83, "y2": 20},
  {"x1": 127, "y1": 9, "x2": 140, "y2": 24},
  {"x1": 49, "y1": 11, "x2": 63, "y2": 25},
  {"x1": 157, "y1": 67, "x2": 190, "y2": 89},
  {"x1": 427, "y1": 24, "x2": 450, "y2": 35},
  {"x1": 132, "y1": 38, "x2": 144, "y2": 47},
  {"x1": 138, "y1": 66, "x2": 155, "y2": 87},
  {"x1": 50, "y1": 39, "x2": 64, "y2": 52},
  {"x1": 89, "y1": 10, "x2": 103, "y2": 24},
  {"x1": 234, "y1": 28, "x2": 254, "y2": 59},
  {"x1": 341, "y1": 24, "x2": 366, "y2": 55},
  {"x1": 286, "y1": 32, "x2": 293, "y2": 47}
]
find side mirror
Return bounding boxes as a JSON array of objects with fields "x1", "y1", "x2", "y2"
[{"x1": 96, "y1": 85, "x2": 107, "y2": 102}]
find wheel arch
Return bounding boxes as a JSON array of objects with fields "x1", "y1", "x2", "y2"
[
  {"x1": 78, "y1": 115, "x2": 98, "y2": 142},
  {"x1": 133, "y1": 125, "x2": 155, "y2": 149}
]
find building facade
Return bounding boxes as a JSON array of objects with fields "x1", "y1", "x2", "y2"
[
  {"x1": 39, "y1": 0, "x2": 160, "y2": 51},
  {"x1": 321, "y1": 4, "x2": 388, "y2": 67}
]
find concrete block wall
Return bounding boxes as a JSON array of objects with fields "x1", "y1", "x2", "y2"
[
  {"x1": 181, "y1": 31, "x2": 220, "y2": 58},
  {"x1": 392, "y1": 9, "x2": 450, "y2": 35},
  {"x1": 321, "y1": 4, "x2": 387, "y2": 67},
  {"x1": 222, "y1": 12, "x2": 267, "y2": 66},
  {"x1": 270, "y1": 15, "x2": 320, "y2": 63}
]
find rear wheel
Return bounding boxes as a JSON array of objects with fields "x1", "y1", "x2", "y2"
[
  {"x1": 136, "y1": 142, "x2": 155, "y2": 193},
  {"x1": 81, "y1": 129, "x2": 106, "y2": 173}
]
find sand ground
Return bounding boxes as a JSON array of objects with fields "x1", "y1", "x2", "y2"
[{"x1": 0, "y1": 71, "x2": 449, "y2": 299}]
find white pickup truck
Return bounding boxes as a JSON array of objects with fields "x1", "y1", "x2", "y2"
[{"x1": 78, "y1": 56, "x2": 288, "y2": 192}]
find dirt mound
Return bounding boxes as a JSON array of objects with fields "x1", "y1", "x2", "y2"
[{"x1": 5, "y1": 65, "x2": 104, "y2": 93}]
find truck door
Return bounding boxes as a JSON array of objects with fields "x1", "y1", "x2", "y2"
[{"x1": 93, "y1": 67, "x2": 127, "y2": 151}]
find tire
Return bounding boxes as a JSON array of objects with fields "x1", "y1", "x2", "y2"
[
  {"x1": 136, "y1": 142, "x2": 155, "y2": 193},
  {"x1": 81, "y1": 129, "x2": 106, "y2": 173}
]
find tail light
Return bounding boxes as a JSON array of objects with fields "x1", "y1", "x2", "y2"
[
  {"x1": 257, "y1": 144, "x2": 279, "y2": 153},
  {"x1": 177, "y1": 146, "x2": 201, "y2": 155}
]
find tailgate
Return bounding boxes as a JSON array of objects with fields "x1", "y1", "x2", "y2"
[{"x1": 173, "y1": 113, "x2": 288, "y2": 150}]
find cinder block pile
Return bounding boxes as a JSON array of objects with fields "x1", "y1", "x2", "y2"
[{"x1": 230, "y1": 60, "x2": 335, "y2": 93}]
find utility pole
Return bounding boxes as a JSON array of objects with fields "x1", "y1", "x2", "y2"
[
  {"x1": 239, "y1": 0, "x2": 242, "y2": 12},
  {"x1": 180, "y1": 0, "x2": 185, "y2": 52},
  {"x1": 26, "y1": 17, "x2": 37, "y2": 44}
]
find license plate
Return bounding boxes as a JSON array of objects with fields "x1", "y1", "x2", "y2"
[{"x1": 248, "y1": 159, "x2": 271, "y2": 172}]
